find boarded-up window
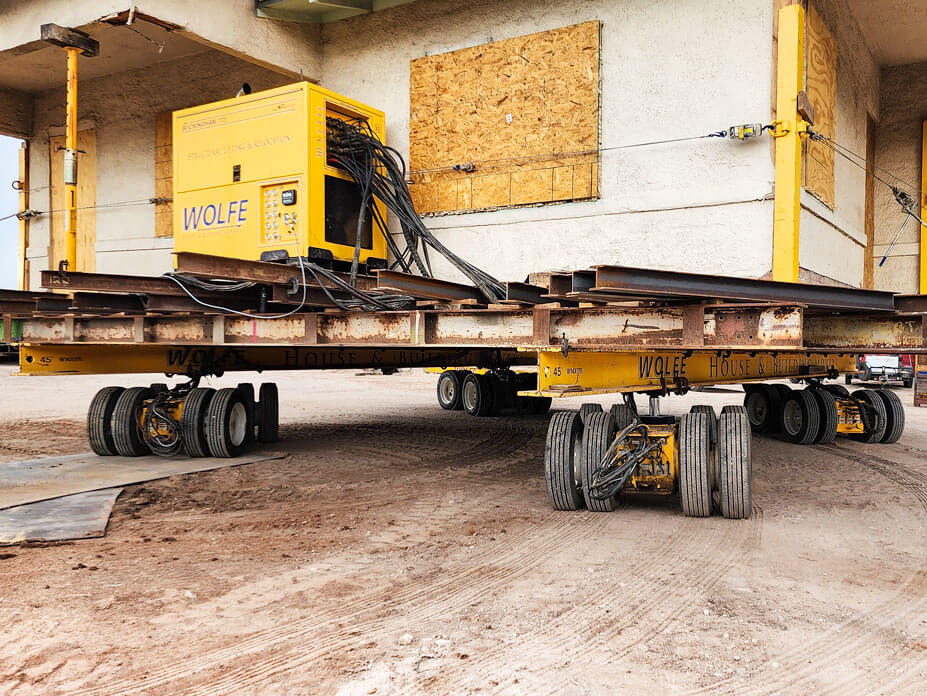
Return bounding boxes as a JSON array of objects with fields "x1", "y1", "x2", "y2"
[
  {"x1": 803, "y1": 4, "x2": 836, "y2": 208},
  {"x1": 155, "y1": 111, "x2": 173, "y2": 237},
  {"x1": 409, "y1": 21, "x2": 601, "y2": 215},
  {"x1": 771, "y1": 2, "x2": 836, "y2": 207}
]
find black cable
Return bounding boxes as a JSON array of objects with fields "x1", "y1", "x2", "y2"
[
  {"x1": 805, "y1": 129, "x2": 921, "y2": 193},
  {"x1": 168, "y1": 274, "x2": 255, "y2": 293},
  {"x1": 410, "y1": 130, "x2": 729, "y2": 175},
  {"x1": 163, "y1": 255, "x2": 310, "y2": 319},
  {"x1": 327, "y1": 117, "x2": 507, "y2": 302},
  {"x1": 588, "y1": 420, "x2": 664, "y2": 500}
]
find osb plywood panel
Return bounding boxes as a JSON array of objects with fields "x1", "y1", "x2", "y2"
[
  {"x1": 803, "y1": 3, "x2": 836, "y2": 208},
  {"x1": 49, "y1": 130, "x2": 96, "y2": 272},
  {"x1": 155, "y1": 111, "x2": 174, "y2": 238},
  {"x1": 409, "y1": 21, "x2": 600, "y2": 215}
]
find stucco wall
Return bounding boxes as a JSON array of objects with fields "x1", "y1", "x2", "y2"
[
  {"x1": 795, "y1": 0, "x2": 879, "y2": 287},
  {"x1": 25, "y1": 50, "x2": 293, "y2": 285},
  {"x1": 872, "y1": 61, "x2": 927, "y2": 294},
  {"x1": 321, "y1": 0, "x2": 778, "y2": 283}
]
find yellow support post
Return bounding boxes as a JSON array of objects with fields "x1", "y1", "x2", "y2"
[
  {"x1": 920, "y1": 121, "x2": 927, "y2": 294},
  {"x1": 16, "y1": 142, "x2": 28, "y2": 290},
  {"x1": 772, "y1": 4, "x2": 806, "y2": 283},
  {"x1": 64, "y1": 46, "x2": 79, "y2": 271}
]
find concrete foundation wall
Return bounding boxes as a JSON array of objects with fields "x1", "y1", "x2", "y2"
[
  {"x1": 321, "y1": 0, "x2": 778, "y2": 283},
  {"x1": 25, "y1": 51, "x2": 293, "y2": 285},
  {"x1": 873, "y1": 61, "x2": 927, "y2": 294}
]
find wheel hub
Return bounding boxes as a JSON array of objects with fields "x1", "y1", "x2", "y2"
[
  {"x1": 439, "y1": 376, "x2": 456, "y2": 404},
  {"x1": 229, "y1": 402, "x2": 248, "y2": 447},
  {"x1": 782, "y1": 400, "x2": 803, "y2": 436},
  {"x1": 462, "y1": 380, "x2": 478, "y2": 412}
]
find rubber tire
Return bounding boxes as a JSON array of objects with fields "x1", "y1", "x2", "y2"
[
  {"x1": 205, "y1": 388, "x2": 249, "y2": 458},
  {"x1": 718, "y1": 409, "x2": 752, "y2": 519},
  {"x1": 772, "y1": 384, "x2": 792, "y2": 398},
  {"x1": 181, "y1": 387, "x2": 214, "y2": 457},
  {"x1": 780, "y1": 390, "x2": 820, "y2": 445},
  {"x1": 544, "y1": 411, "x2": 584, "y2": 511},
  {"x1": 610, "y1": 403, "x2": 636, "y2": 429},
  {"x1": 578, "y1": 403, "x2": 603, "y2": 424},
  {"x1": 87, "y1": 386, "x2": 125, "y2": 456},
  {"x1": 679, "y1": 412, "x2": 712, "y2": 517},
  {"x1": 690, "y1": 404, "x2": 718, "y2": 445},
  {"x1": 581, "y1": 411, "x2": 619, "y2": 512},
  {"x1": 436, "y1": 371, "x2": 463, "y2": 410},
  {"x1": 237, "y1": 383, "x2": 256, "y2": 443},
  {"x1": 850, "y1": 389, "x2": 888, "y2": 444},
  {"x1": 744, "y1": 385, "x2": 782, "y2": 434},
  {"x1": 825, "y1": 384, "x2": 850, "y2": 398},
  {"x1": 462, "y1": 372, "x2": 493, "y2": 417},
  {"x1": 808, "y1": 388, "x2": 838, "y2": 445},
  {"x1": 257, "y1": 382, "x2": 280, "y2": 443},
  {"x1": 903, "y1": 377, "x2": 914, "y2": 389},
  {"x1": 486, "y1": 373, "x2": 505, "y2": 416},
  {"x1": 861, "y1": 365, "x2": 872, "y2": 383},
  {"x1": 111, "y1": 386, "x2": 152, "y2": 457},
  {"x1": 721, "y1": 404, "x2": 747, "y2": 416},
  {"x1": 874, "y1": 389, "x2": 904, "y2": 444}
]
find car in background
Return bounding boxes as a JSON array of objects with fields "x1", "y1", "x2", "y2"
[{"x1": 846, "y1": 354, "x2": 914, "y2": 388}]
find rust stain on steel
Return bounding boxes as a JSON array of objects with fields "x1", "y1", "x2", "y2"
[
  {"x1": 432, "y1": 311, "x2": 534, "y2": 344},
  {"x1": 705, "y1": 307, "x2": 801, "y2": 347},
  {"x1": 317, "y1": 313, "x2": 412, "y2": 344},
  {"x1": 224, "y1": 317, "x2": 307, "y2": 344},
  {"x1": 20, "y1": 319, "x2": 69, "y2": 342},
  {"x1": 804, "y1": 316, "x2": 923, "y2": 349},
  {"x1": 551, "y1": 308, "x2": 683, "y2": 346},
  {"x1": 75, "y1": 318, "x2": 135, "y2": 343},
  {"x1": 146, "y1": 318, "x2": 210, "y2": 343}
]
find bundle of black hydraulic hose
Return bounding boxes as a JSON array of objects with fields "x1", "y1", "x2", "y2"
[{"x1": 326, "y1": 116, "x2": 506, "y2": 303}]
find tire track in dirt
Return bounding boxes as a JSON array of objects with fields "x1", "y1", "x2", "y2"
[
  {"x1": 399, "y1": 501, "x2": 763, "y2": 696},
  {"x1": 684, "y1": 443, "x2": 927, "y2": 696},
  {"x1": 99, "y1": 515, "x2": 610, "y2": 696},
  {"x1": 536, "y1": 504, "x2": 763, "y2": 696},
  {"x1": 58, "y1": 420, "x2": 559, "y2": 695}
]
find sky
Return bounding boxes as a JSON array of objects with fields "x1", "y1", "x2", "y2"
[{"x1": 0, "y1": 134, "x2": 20, "y2": 290}]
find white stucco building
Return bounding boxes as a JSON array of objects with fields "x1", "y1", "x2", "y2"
[{"x1": 1, "y1": 0, "x2": 925, "y2": 293}]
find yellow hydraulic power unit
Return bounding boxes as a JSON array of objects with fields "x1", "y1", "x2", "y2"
[{"x1": 172, "y1": 82, "x2": 387, "y2": 268}]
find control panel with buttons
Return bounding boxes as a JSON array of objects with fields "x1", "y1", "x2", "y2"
[{"x1": 260, "y1": 182, "x2": 299, "y2": 246}]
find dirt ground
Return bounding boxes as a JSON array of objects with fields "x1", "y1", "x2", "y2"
[{"x1": 0, "y1": 364, "x2": 925, "y2": 695}]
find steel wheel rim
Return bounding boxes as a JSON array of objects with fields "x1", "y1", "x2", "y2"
[
  {"x1": 439, "y1": 375, "x2": 456, "y2": 405},
  {"x1": 746, "y1": 392, "x2": 767, "y2": 425},
  {"x1": 229, "y1": 402, "x2": 248, "y2": 446},
  {"x1": 462, "y1": 380, "x2": 478, "y2": 412},
  {"x1": 572, "y1": 432, "x2": 584, "y2": 488},
  {"x1": 782, "y1": 400, "x2": 803, "y2": 436}
]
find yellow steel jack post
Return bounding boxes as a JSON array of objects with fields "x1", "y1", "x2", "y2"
[
  {"x1": 771, "y1": 4, "x2": 806, "y2": 284},
  {"x1": 40, "y1": 24, "x2": 99, "y2": 272}
]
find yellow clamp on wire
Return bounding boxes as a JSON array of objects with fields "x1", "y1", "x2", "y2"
[{"x1": 769, "y1": 119, "x2": 809, "y2": 139}]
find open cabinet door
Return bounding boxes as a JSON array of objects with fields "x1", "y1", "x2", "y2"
[{"x1": 48, "y1": 129, "x2": 96, "y2": 272}]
